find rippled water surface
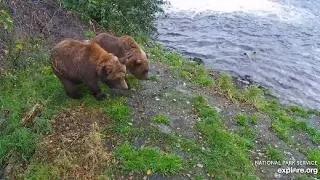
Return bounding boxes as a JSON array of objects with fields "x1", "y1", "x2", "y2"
[{"x1": 155, "y1": 0, "x2": 320, "y2": 110}]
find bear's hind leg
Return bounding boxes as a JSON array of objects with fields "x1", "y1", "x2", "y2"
[{"x1": 60, "y1": 78, "x2": 82, "y2": 99}]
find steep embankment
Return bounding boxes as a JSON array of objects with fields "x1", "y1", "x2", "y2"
[{"x1": 0, "y1": 0, "x2": 319, "y2": 179}]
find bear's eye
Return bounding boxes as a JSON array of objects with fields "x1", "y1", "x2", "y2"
[{"x1": 143, "y1": 70, "x2": 148, "y2": 74}]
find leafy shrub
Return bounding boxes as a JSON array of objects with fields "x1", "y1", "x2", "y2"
[{"x1": 62, "y1": 0, "x2": 165, "y2": 35}]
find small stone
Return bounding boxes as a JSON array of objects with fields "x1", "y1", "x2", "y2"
[
  {"x1": 196, "y1": 164, "x2": 204, "y2": 168},
  {"x1": 155, "y1": 97, "x2": 160, "y2": 101},
  {"x1": 173, "y1": 99, "x2": 177, "y2": 102},
  {"x1": 186, "y1": 101, "x2": 190, "y2": 104},
  {"x1": 202, "y1": 147, "x2": 205, "y2": 150},
  {"x1": 186, "y1": 174, "x2": 191, "y2": 177},
  {"x1": 284, "y1": 151, "x2": 292, "y2": 155},
  {"x1": 214, "y1": 107, "x2": 221, "y2": 112},
  {"x1": 128, "y1": 123, "x2": 133, "y2": 126}
]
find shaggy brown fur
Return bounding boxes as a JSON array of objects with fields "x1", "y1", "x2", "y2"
[
  {"x1": 91, "y1": 33, "x2": 150, "y2": 80},
  {"x1": 51, "y1": 39, "x2": 128, "y2": 100}
]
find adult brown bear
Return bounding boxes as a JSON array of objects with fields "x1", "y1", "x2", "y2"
[
  {"x1": 51, "y1": 39, "x2": 128, "y2": 100},
  {"x1": 91, "y1": 33, "x2": 150, "y2": 80}
]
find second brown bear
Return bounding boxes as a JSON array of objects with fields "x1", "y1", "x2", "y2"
[{"x1": 91, "y1": 33, "x2": 150, "y2": 80}]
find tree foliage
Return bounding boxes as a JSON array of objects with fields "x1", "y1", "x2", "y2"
[{"x1": 62, "y1": 0, "x2": 165, "y2": 35}]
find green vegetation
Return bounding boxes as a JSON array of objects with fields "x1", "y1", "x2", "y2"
[
  {"x1": 236, "y1": 113, "x2": 249, "y2": 126},
  {"x1": 84, "y1": 31, "x2": 96, "y2": 39},
  {"x1": 148, "y1": 45, "x2": 213, "y2": 86},
  {"x1": 0, "y1": 10, "x2": 13, "y2": 31},
  {"x1": 262, "y1": 100, "x2": 320, "y2": 144},
  {"x1": 216, "y1": 73, "x2": 243, "y2": 101},
  {"x1": 266, "y1": 146, "x2": 285, "y2": 161},
  {"x1": 307, "y1": 150, "x2": 320, "y2": 178},
  {"x1": 286, "y1": 105, "x2": 309, "y2": 118},
  {"x1": 154, "y1": 115, "x2": 170, "y2": 125},
  {"x1": 234, "y1": 113, "x2": 257, "y2": 147},
  {"x1": 26, "y1": 163, "x2": 58, "y2": 180},
  {"x1": 116, "y1": 143, "x2": 183, "y2": 175},
  {"x1": 62, "y1": 0, "x2": 164, "y2": 35},
  {"x1": 150, "y1": 74, "x2": 157, "y2": 81},
  {"x1": 126, "y1": 76, "x2": 141, "y2": 89},
  {"x1": 192, "y1": 95, "x2": 257, "y2": 179},
  {"x1": 250, "y1": 114, "x2": 259, "y2": 125},
  {"x1": 0, "y1": 40, "x2": 72, "y2": 166}
]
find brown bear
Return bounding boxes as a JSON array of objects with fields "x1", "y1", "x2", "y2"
[
  {"x1": 51, "y1": 39, "x2": 128, "y2": 100},
  {"x1": 91, "y1": 33, "x2": 150, "y2": 80}
]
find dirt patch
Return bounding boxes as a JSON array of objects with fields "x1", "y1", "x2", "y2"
[
  {"x1": 8, "y1": 0, "x2": 105, "y2": 47},
  {"x1": 32, "y1": 106, "x2": 111, "y2": 179},
  {"x1": 117, "y1": 62, "x2": 199, "y2": 139}
]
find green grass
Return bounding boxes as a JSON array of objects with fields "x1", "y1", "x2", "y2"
[
  {"x1": 236, "y1": 113, "x2": 249, "y2": 126},
  {"x1": 0, "y1": 43, "x2": 75, "y2": 166},
  {"x1": 307, "y1": 150, "x2": 320, "y2": 178},
  {"x1": 115, "y1": 143, "x2": 183, "y2": 176},
  {"x1": 84, "y1": 31, "x2": 95, "y2": 39},
  {"x1": 286, "y1": 105, "x2": 309, "y2": 118},
  {"x1": 32, "y1": 117, "x2": 53, "y2": 135},
  {"x1": 266, "y1": 146, "x2": 285, "y2": 161},
  {"x1": 263, "y1": 100, "x2": 320, "y2": 144},
  {"x1": 154, "y1": 115, "x2": 170, "y2": 125},
  {"x1": 150, "y1": 74, "x2": 157, "y2": 82},
  {"x1": 126, "y1": 76, "x2": 141, "y2": 89},
  {"x1": 239, "y1": 127, "x2": 256, "y2": 147},
  {"x1": 85, "y1": 96, "x2": 132, "y2": 136},
  {"x1": 192, "y1": 95, "x2": 257, "y2": 179},
  {"x1": 215, "y1": 73, "x2": 243, "y2": 101},
  {"x1": 26, "y1": 163, "x2": 58, "y2": 180},
  {"x1": 250, "y1": 114, "x2": 259, "y2": 125},
  {"x1": 148, "y1": 45, "x2": 213, "y2": 86},
  {"x1": 234, "y1": 114, "x2": 257, "y2": 146}
]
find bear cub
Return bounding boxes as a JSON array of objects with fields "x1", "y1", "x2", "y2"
[
  {"x1": 51, "y1": 39, "x2": 128, "y2": 100},
  {"x1": 91, "y1": 33, "x2": 150, "y2": 80}
]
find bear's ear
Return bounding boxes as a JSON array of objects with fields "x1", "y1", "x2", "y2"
[{"x1": 136, "y1": 59, "x2": 142, "y2": 64}]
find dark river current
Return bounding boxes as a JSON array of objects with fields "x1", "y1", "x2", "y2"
[{"x1": 155, "y1": 0, "x2": 320, "y2": 110}]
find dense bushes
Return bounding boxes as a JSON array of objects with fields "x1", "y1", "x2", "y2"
[{"x1": 62, "y1": 0, "x2": 165, "y2": 35}]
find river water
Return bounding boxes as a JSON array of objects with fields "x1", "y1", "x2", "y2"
[{"x1": 155, "y1": 0, "x2": 320, "y2": 110}]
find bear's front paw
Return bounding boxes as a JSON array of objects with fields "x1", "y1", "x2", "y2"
[{"x1": 95, "y1": 92, "x2": 106, "y2": 101}]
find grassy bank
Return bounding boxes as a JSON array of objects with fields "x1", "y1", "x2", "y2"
[{"x1": 1, "y1": 0, "x2": 320, "y2": 179}]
